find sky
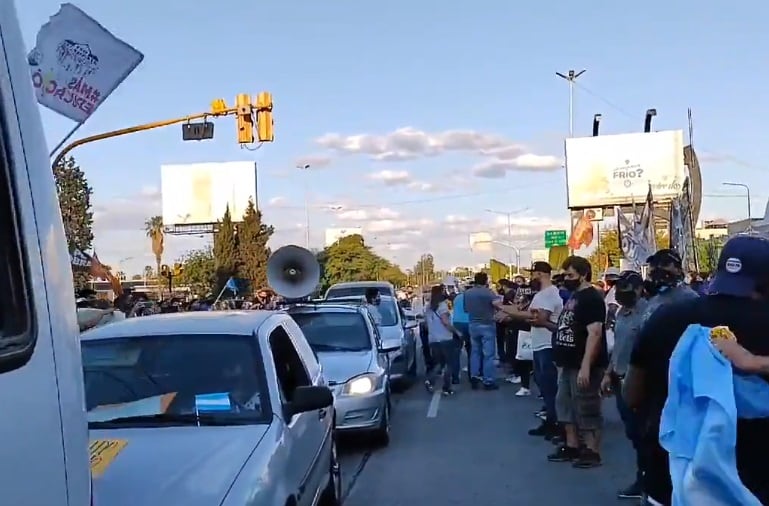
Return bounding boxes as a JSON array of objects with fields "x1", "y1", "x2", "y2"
[{"x1": 15, "y1": 1, "x2": 769, "y2": 275}]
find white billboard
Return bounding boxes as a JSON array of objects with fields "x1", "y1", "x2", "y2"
[
  {"x1": 469, "y1": 232, "x2": 493, "y2": 252},
  {"x1": 565, "y1": 130, "x2": 686, "y2": 208},
  {"x1": 161, "y1": 161, "x2": 257, "y2": 226},
  {"x1": 325, "y1": 227, "x2": 362, "y2": 247}
]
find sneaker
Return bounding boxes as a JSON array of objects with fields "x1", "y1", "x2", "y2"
[
  {"x1": 550, "y1": 435, "x2": 565, "y2": 446},
  {"x1": 515, "y1": 387, "x2": 531, "y2": 397},
  {"x1": 547, "y1": 445, "x2": 580, "y2": 462},
  {"x1": 424, "y1": 380, "x2": 434, "y2": 393},
  {"x1": 442, "y1": 388, "x2": 455, "y2": 396},
  {"x1": 537, "y1": 393, "x2": 544, "y2": 399},
  {"x1": 470, "y1": 377, "x2": 481, "y2": 390},
  {"x1": 483, "y1": 382, "x2": 499, "y2": 391},
  {"x1": 505, "y1": 375, "x2": 521, "y2": 384},
  {"x1": 528, "y1": 422, "x2": 556, "y2": 437},
  {"x1": 572, "y1": 448, "x2": 602, "y2": 468},
  {"x1": 617, "y1": 481, "x2": 643, "y2": 499}
]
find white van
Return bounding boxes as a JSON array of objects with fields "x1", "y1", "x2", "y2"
[{"x1": 0, "y1": 3, "x2": 91, "y2": 505}]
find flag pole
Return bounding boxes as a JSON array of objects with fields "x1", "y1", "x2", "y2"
[{"x1": 212, "y1": 285, "x2": 228, "y2": 306}]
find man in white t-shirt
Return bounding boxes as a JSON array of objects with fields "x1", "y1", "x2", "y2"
[{"x1": 526, "y1": 261, "x2": 564, "y2": 439}]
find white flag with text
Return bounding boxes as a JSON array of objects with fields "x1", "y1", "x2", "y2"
[{"x1": 27, "y1": 3, "x2": 143, "y2": 122}]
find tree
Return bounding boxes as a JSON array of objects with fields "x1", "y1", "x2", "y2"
[
  {"x1": 176, "y1": 246, "x2": 216, "y2": 296},
  {"x1": 318, "y1": 234, "x2": 405, "y2": 291},
  {"x1": 237, "y1": 198, "x2": 274, "y2": 291},
  {"x1": 53, "y1": 156, "x2": 93, "y2": 286},
  {"x1": 213, "y1": 205, "x2": 239, "y2": 292},
  {"x1": 695, "y1": 237, "x2": 724, "y2": 274},
  {"x1": 587, "y1": 228, "x2": 670, "y2": 275},
  {"x1": 378, "y1": 262, "x2": 407, "y2": 286},
  {"x1": 412, "y1": 253, "x2": 436, "y2": 286},
  {"x1": 144, "y1": 216, "x2": 164, "y2": 296}
]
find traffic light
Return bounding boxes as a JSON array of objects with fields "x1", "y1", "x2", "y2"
[
  {"x1": 235, "y1": 93, "x2": 254, "y2": 144},
  {"x1": 255, "y1": 92, "x2": 274, "y2": 142},
  {"x1": 160, "y1": 264, "x2": 170, "y2": 278},
  {"x1": 173, "y1": 263, "x2": 183, "y2": 277}
]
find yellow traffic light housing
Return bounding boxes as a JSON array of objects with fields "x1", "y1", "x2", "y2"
[
  {"x1": 255, "y1": 92, "x2": 274, "y2": 142},
  {"x1": 235, "y1": 93, "x2": 254, "y2": 144},
  {"x1": 173, "y1": 263, "x2": 183, "y2": 277},
  {"x1": 211, "y1": 98, "x2": 228, "y2": 115},
  {"x1": 160, "y1": 264, "x2": 170, "y2": 278}
]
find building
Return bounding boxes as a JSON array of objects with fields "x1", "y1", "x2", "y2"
[{"x1": 696, "y1": 219, "x2": 729, "y2": 240}]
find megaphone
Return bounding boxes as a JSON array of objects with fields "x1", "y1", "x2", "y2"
[{"x1": 267, "y1": 245, "x2": 321, "y2": 300}]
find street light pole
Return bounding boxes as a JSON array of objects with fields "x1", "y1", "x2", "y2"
[
  {"x1": 485, "y1": 208, "x2": 527, "y2": 277},
  {"x1": 723, "y1": 182, "x2": 752, "y2": 231},
  {"x1": 297, "y1": 164, "x2": 311, "y2": 248},
  {"x1": 556, "y1": 69, "x2": 586, "y2": 137}
]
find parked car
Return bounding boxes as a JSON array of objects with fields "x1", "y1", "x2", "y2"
[
  {"x1": 324, "y1": 281, "x2": 396, "y2": 299},
  {"x1": 325, "y1": 295, "x2": 418, "y2": 386},
  {"x1": 81, "y1": 311, "x2": 341, "y2": 506},
  {"x1": 287, "y1": 301, "x2": 399, "y2": 445}
]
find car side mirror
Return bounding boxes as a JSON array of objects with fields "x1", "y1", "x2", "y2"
[
  {"x1": 286, "y1": 386, "x2": 333, "y2": 417},
  {"x1": 378, "y1": 345, "x2": 400, "y2": 353}
]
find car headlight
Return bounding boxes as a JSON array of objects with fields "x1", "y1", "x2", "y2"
[{"x1": 341, "y1": 373, "x2": 380, "y2": 395}]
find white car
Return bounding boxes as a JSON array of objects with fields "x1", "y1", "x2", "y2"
[{"x1": 82, "y1": 311, "x2": 341, "y2": 506}]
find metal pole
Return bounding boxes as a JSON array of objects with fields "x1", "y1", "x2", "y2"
[
  {"x1": 556, "y1": 69, "x2": 585, "y2": 138},
  {"x1": 723, "y1": 182, "x2": 752, "y2": 231},
  {"x1": 298, "y1": 164, "x2": 311, "y2": 248},
  {"x1": 506, "y1": 212, "x2": 513, "y2": 278}
]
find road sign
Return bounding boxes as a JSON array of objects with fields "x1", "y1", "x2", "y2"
[
  {"x1": 182, "y1": 121, "x2": 214, "y2": 141},
  {"x1": 544, "y1": 229, "x2": 568, "y2": 248}
]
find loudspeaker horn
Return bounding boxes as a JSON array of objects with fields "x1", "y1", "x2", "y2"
[{"x1": 267, "y1": 245, "x2": 321, "y2": 300}]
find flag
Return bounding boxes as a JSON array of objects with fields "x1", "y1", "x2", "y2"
[
  {"x1": 660, "y1": 324, "x2": 769, "y2": 505},
  {"x1": 224, "y1": 277, "x2": 239, "y2": 294},
  {"x1": 70, "y1": 247, "x2": 92, "y2": 272},
  {"x1": 488, "y1": 259, "x2": 508, "y2": 283},
  {"x1": 27, "y1": 3, "x2": 143, "y2": 122},
  {"x1": 90, "y1": 252, "x2": 123, "y2": 296}
]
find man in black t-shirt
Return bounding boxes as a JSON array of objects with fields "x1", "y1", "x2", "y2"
[
  {"x1": 548, "y1": 256, "x2": 608, "y2": 468},
  {"x1": 625, "y1": 235, "x2": 769, "y2": 505}
]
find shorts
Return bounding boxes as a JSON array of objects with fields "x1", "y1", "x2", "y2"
[{"x1": 555, "y1": 366, "x2": 604, "y2": 431}]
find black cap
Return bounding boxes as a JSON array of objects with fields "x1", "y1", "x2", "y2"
[
  {"x1": 646, "y1": 249, "x2": 683, "y2": 268},
  {"x1": 710, "y1": 235, "x2": 769, "y2": 297},
  {"x1": 532, "y1": 261, "x2": 552, "y2": 274},
  {"x1": 615, "y1": 270, "x2": 643, "y2": 291}
]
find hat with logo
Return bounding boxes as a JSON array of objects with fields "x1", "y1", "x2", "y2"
[
  {"x1": 532, "y1": 261, "x2": 552, "y2": 274},
  {"x1": 710, "y1": 235, "x2": 769, "y2": 297},
  {"x1": 615, "y1": 270, "x2": 643, "y2": 291}
]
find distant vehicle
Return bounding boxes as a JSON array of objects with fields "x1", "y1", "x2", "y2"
[
  {"x1": 288, "y1": 301, "x2": 399, "y2": 445},
  {"x1": 0, "y1": 2, "x2": 91, "y2": 504},
  {"x1": 81, "y1": 311, "x2": 341, "y2": 506},
  {"x1": 324, "y1": 281, "x2": 395, "y2": 299},
  {"x1": 325, "y1": 295, "x2": 418, "y2": 386}
]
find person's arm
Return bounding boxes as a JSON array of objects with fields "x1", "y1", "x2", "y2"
[
  {"x1": 579, "y1": 292, "x2": 606, "y2": 371},
  {"x1": 713, "y1": 339, "x2": 769, "y2": 375},
  {"x1": 438, "y1": 303, "x2": 462, "y2": 337}
]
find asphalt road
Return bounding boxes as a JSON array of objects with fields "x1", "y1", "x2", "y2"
[{"x1": 337, "y1": 369, "x2": 636, "y2": 505}]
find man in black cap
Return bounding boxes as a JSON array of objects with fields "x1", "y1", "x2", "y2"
[
  {"x1": 624, "y1": 235, "x2": 769, "y2": 505},
  {"x1": 640, "y1": 249, "x2": 698, "y2": 323}
]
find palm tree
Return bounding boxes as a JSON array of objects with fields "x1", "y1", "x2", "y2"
[{"x1": 144, "y1": 216, "x2": 164, "y2": 296}]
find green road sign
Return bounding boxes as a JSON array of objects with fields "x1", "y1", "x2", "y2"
[{"x1": 544, "y1": 229, "x2": 568, "y2": 248}]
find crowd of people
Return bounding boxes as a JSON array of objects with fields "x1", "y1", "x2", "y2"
[{"x1": 412, "y1": 233, "x2": 769, "y2": 505}]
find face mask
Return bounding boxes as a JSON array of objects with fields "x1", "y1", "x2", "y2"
[
  {"x1": 615, "y1": 291, "x2": 638, "y2": 307},
  {"x1": 563, "y1": 278, "x2": 581, "y2": 292},
  {"x1": 649, "y1": 270, "x2": 680, "y2": 292}
]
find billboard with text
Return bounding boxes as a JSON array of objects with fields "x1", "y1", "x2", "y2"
[{"x1": 565, "y1": 130, "x2": 686, "y2": 208}]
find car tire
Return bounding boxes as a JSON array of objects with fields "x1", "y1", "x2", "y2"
[
  {"x1": 319, "y1": 435, "x2": 342, "y2": 506},
  {"x1": 371, "y1": 394, "x2": 391, "y2": 447}
]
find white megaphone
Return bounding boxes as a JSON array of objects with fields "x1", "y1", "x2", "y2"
[{"x1": 267, "y1": 245, "x2": 321, "y2": 300}]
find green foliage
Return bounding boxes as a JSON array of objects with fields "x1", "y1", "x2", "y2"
[
  {"x1": 213, "y1": 205, "x2": 240, "y2": 291},
  {"x1": 53, "y1": 156, "x2": 93, "y2": 287},
  {"x1": 318, "y1": 234, "x2": 406, "y2": 292},
  {"x1": 588, "y1": 228, "x2": 670, "y2": 275},
  {"x1": 695, "y1": 237, "x2": 724, "y2": 274},
  {"x1": 411, "y1": 253, "x2": 435, "y2": 285},
  {"x1": 176, "y1": 246, "x2": 216, "y2": 296},
  {"x1": 237, "y1": 198, "x2": 274, "y2": 291}
]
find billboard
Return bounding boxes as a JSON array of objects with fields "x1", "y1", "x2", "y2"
[
  {"x1": 161, "y1": 161, "x2": 257, "y2": 228},
  {"x1": 325, "y1": 227, "x2": 362, "y2": 247},
  {"x1": 469, "y1": 232, "x2": 493, "y2": 252},
  {"x1": 565, "y1": 130, "x2": 686, "y2": 208}
]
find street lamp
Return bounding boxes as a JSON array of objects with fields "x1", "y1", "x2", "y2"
[
  {"x1": 484, "y1": 208, "x2": 528, "y2": 278},
  {"x1": 723, "y1": 182, "x2": 752, "y2": 230},
  {"x1": 556, "y1": 69, "x2": 586, "y2": 137},
  {"x1": 297, "y1": 163, "x2": 311, "y2": 248}
]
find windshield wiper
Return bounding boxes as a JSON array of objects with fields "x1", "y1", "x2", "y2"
[{"x1": 88, "y1": 412, "x2": 253, "y2": 428}]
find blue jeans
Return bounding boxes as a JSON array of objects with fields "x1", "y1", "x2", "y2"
[
  {"x1": 533, "y1": 348, "x2": 558, "y2": 423},
  {"x1": 469, "y1": 322, "x2": 496, "y2": 384}
]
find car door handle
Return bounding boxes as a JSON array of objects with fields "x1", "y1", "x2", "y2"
[{"x1": 318, "y1": 409, "x2": 327, "y2": 420}]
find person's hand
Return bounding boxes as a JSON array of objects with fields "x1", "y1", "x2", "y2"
[
  {"x1": 713, "y1": 338, "x2": 759, "y2": 373},
  {"x1": 577, "y1": 365, "x2": 590, "y2": 390},
  {"x1": 600, "y1": 373, "x2": 612, "y2": 396}
]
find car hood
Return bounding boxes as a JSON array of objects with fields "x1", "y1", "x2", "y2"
[
  {"x1": 91, "y1": 424, "x2": 268, "y2": 506},
  {"x1": 318, "y1": 350, "x2": 373, "y2": 384}
]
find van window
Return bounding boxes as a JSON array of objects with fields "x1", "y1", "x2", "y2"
[
  {"x1": 326, "y1": 285, "x2": 393, "y2": 298},
  {"x1": 0, "y1": 92, "x2": 34, "y2": 373}
]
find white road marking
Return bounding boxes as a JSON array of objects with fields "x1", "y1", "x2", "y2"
[{"x1": 426, "y1": 391, "x2": 441, "y2": 418}]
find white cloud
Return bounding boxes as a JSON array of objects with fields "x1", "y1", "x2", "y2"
[
  {"x1": 368, "y1": 169, "x2": 411, "y2": 185},
  {"x1": 472, "y1": 154, "x2": 562, "y2": 178},
  {"x1": 267, "y1": 196, "x2": 290, "y2": 207},
  {"x1": 336, "y1": 207, "x2": 400, "y2": 221}
]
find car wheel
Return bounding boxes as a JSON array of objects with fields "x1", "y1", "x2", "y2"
[
  {"x1": 372, "y1": 394, "x2": 391, "y2": 447},
  {"x1": 319, "y1": 435, "x2": 342, "y2": 505}
]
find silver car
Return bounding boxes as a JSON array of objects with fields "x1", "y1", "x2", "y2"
[
  {"x1": 288, "y1": 302, "x2": 398, "y2": 445},
  {"x1": 326, "y1": 295, "x2": 418, "y2": 386},
  {"x1": 81, "y1": 312, "x2": 341, "y2": 506}
]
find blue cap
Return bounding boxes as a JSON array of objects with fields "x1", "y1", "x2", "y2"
[{"x1": 710, "y1": 235, "x2": 769, "y2": 297}]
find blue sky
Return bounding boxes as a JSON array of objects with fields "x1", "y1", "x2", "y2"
[{"x1": 16, "y1": 0, "x2": 769, "y2": 274}]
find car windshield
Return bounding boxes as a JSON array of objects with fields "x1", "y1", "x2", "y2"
[
  {"x1": 81, "y1": 334, "x2": 268, "y2": 427},
  {"x1": 290, "y1": 312, "x2": 372, "y2": 351},
  {"x1": 326, "y1": 285, "x2": 393, "y2": 298}
]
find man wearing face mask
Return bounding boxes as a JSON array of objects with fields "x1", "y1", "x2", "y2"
[
  {"x1": 641, "y1": 249, "x2": 699, "y2": 323},
  {"x1": 600, "y1": 270, "x2": 647, "y2": 500},
  {"x1": 364, "y1": 287, "x2": 383, "y2": 325}
]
